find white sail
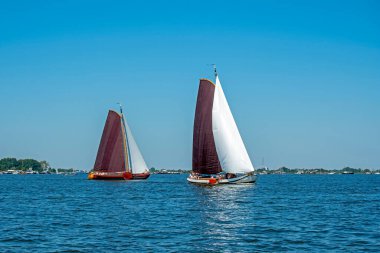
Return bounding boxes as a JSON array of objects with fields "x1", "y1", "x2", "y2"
[
  {"x1": 212, "y1": 75, "x2": 255, "y2": 174},
  {"x1": 124, "y1": 118, "x2": 149, "y2": 174}
]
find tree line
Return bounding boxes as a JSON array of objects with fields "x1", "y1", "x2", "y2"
[{"x1": 0, "y1": 157, "x2": 49, "y2": 172}]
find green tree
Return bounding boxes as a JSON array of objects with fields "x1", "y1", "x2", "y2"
[
  {"x1": 18, "y1": 159, "x2": 42, "y2": 171},
  {"x1": 0, "y1": 158, "x2": 20, "y2": 171}
]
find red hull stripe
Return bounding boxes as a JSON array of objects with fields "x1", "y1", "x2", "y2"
[{"x1": 90, "y1": 172, "x2": 150, "y2": 180}]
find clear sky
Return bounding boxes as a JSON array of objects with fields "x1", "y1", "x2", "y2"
[{"x1": 0, "y1": 0, "x2": 379, "y2": 170}]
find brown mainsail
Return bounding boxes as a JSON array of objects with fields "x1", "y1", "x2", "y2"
[
  {"x1": 93, "y1": 110, "x2": 128, "y2": 173},
  {"x1": 192, "y1": 79, "x2": 222, "y2": 174}
]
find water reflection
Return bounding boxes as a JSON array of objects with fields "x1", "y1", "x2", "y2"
[{"x1": 189, "y1": 184, "x2": 257, "y2": 250}]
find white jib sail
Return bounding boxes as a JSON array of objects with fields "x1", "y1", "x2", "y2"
[
  {"x1": 212, "y1": 75, "x2": 255, "y2": 174},
  {"x1": 124, "y1": 118, "x2": 149, "y2": 174}
]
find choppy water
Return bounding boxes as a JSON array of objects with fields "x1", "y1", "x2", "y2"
[{"x1": 0, "y1": 174, "x2": 379, "y2": 252}]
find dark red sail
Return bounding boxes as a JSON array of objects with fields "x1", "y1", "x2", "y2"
[
  {"x1": 93, "y1": 110, "x2": 126, "y2": 172},
  {"x1": 192, "y1": 79, "x2": 222, "y2": 174}
]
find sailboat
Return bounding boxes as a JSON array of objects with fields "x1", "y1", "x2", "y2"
[
  {"x1": 187, "y1": 67, "x2": 256, "y2": 185},
  {"x1": 88, "y1": 104, "x2": 150, "y2": 180}
]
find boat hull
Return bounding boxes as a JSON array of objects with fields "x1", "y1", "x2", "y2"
[
  {"x1": 187, "y1": 173, "x2": 256, "y2": 185},
  {"x1": 88, "y1": 171, "x2": 150, "y2": 180}
]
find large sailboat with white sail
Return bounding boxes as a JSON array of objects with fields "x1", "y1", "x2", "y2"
[
  {"x1": 88, "y1": 105, "x2": 150, "y2": 180},
  {"x1": 188, "y1": 67, "x2": 256, "y2": 185}
]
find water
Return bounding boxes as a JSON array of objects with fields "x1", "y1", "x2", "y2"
[{"x1": 0, "y1": 174, "x2": 379, "y2": 252}]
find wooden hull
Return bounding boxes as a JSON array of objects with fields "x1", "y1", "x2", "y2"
[
  {"x1": 187, "y1": 173, "x2": 256, "y2": 185},
  {"x1": 88, "y1": 171, "x2": 150, "y2": 180}
]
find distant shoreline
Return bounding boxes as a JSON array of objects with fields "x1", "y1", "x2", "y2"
[{"x1": 2, "y1": 156, "x2": 379, "y2": 175}]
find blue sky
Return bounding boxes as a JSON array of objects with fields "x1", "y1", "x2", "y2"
[{"x1": 0, "y1": 0, "x2": 379, "y2": 170}]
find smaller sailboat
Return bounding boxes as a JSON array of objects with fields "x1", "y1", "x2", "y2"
[
  {"x1": 88, "y1": 104, "x2": 150, "y2": 180},
  {"x1": 188, "y1": 66, "x2": 257, "y2": 185}
]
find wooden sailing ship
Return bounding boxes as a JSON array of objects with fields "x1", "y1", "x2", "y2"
[
  {"x1": 188, "y1": 67, "x2": 256, "y2": 185},
  {"x1": 88, "y1": 105, "x2": 150, "y2": 180}
]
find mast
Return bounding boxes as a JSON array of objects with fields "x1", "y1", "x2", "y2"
[
  {"x1": 213, "y1": 64, "x2": 218, "y2": 79},
  {"x1": 118, "y1": 103, "x2": 133, "y2": 173}
]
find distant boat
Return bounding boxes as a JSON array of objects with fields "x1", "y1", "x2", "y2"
[
  {"x1": 187, "y1": 67, "x2": 256, "y2": 185},
  {"x1": 88, "y1": 105, "x2": 150, "y2": 180}
]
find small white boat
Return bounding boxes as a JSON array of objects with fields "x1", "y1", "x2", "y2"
[{"x1": 188, "y1": 67, "x2": 257, "y2": 185}]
